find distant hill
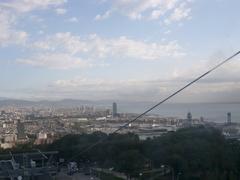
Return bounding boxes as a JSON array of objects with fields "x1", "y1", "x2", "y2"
[
  {"x1": 0, "y1": 99, "x2": 114, "y2": 108},
  {"x1": 0, "y1": 98, "x2": 239, "y2": 110},
  {"x1": 0, "y1": 97, "x2": 11, "y2": 100}
]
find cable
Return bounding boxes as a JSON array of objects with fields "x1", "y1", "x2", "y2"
[{"x1": 69, "y1": 51, "x2": 240, "y2": 161}]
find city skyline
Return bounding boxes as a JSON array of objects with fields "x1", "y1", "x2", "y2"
[{"x1": 0, "y1": 0, "x2": 240, "y2": 102}]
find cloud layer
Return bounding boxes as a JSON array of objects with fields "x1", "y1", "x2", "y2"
[
  {"x1": 96, "y1": 0, "x2": 192, "y2": 24},
  {"x1": 17, "y1": 32, "x2": 185, "y2": 69},
  {"x1": 45, "y1": 54, "x2": 240, "y2": 102},
  {"x1": 0, "y1": 9, "x2": 28, "y2": 46},
  {"x1": 0, "y1": 0, "x2": 67, "y2": 46},
  {"x1": 0, "y1": 0, "x2": 67, "y2": 12}
]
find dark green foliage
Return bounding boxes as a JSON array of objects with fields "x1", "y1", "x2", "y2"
[
  {"x1": 116, "y1": 149, "x2": 146, "y2": 178},
  {"x1": 5, "y1": 126, "x2": 240, "y2": 180},
  {"x1": 98, "y1": 171, "x2": 124, "y2": 180}
]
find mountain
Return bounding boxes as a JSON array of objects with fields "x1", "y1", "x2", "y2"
[
  {"x1": 0, "y1": 99, "x2": 114, "y2": 108},
  {"x1": 0, "y1": 98, "x2": 239, "y2": 109}
]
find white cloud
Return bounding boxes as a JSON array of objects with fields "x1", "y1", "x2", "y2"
[
  {"x1": 98, "y1": 0, "x2": 193, "y2": 23},
  {"x1": 6, "y1": 49, "x2": 240, "y2": 102},
  {"x1": 0, "y1": 0, "x2": 67, "y2": 12},
  {"x1": 150, "y1": 9, "x2": 164, "y2": 20},
  {"x1": 48, "y1": 72, "x2": 240, "y2": 102},
  {"x1": 164, "y1": 2, "x2": 191, "y2": 24},
  {"x1": 171, "y1": 56, "x2": 240, "y2": 84},
  {"x1": 54, "y1": 77, "x2": 150, "y2": 89},
  {"x1": 51, "y1": 77, "x2": 169, "y2": 101},
  {"x1": 19, "y1": 32, "x2": 184, "y2": 69},
  {"x1": 32, "y1": 32, "x2": 86, "y2": 54},
  {"x1": 47, "y1": 52, "x2": 240, "y2": 101},
  {"x1": 0, "y1": 0, "x2": 67, "y2": 46},
  {"x1": 95, "y1": 10, "x2": 112, "y2": 21},
  {"x1": 32, "y1": 32, "x2": 185, "y2": 61},
  {"x1": 0, "y1": 9, "x2": 28, "y2": 46},
  {"x1": 17, "y1": 53, "x2": 92, "y2": 70},
  {"x1": 67, "y1": 17, "x2": 79, "y2": 23},
  {"x1": 55, "y1": 8, "x2": 67, "y2": 15}
]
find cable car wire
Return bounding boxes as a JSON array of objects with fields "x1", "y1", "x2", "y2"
[{"x1": 69, "y1": 50, "x2": 240, "y2": 161}]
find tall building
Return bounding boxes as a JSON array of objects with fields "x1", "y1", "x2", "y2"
[
  {"x1": 187, "y1": 112, "x2": 192, "y2": 126},
  {"x1": 227, "y1": 112, "x2": 231, "y2": 124},
  {"x1": 112, "y1": 102, "x2": 117, "y2": 118},
  {"x1": 16, "y1": 120, "x2": 26, "y2": 140}
]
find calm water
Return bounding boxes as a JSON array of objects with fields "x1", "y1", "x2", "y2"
[{"x1": 117, "y1": 102, "x2": 240, "y2": 123}]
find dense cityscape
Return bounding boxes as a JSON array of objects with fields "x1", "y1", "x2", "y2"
[
  {"x1": 0, "y1": 101, "x2": 238, "y2": 150},
  {"x1": 0, "y1": 101, "x2": 239, "y2": 180}
]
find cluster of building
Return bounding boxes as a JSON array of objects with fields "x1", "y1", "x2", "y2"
[
  {"x1": 0, "y1": 102, "x2": 239, "y2": 149},
  {"x1": 0, "y1": 118, "x2": 28, "y2": 149}
]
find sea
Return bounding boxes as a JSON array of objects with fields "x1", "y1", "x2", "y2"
[{"x1": 116, "y1": 102, "x2": 240, "y2": 123}]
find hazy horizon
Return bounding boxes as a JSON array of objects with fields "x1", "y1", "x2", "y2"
[{"x1": 1, "y1": 96, "x2": 240, "y2": 104}]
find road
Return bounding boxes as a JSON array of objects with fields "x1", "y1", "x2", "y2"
[
  {"x1": 71, "y1": 173, "x2": 99, "y2": 180},
  {"x1": 55, "y1": 172, "x2": 100, "y2": 180}
]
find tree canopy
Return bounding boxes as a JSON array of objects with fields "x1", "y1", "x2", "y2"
[{"x1": 5, "y1": 126, "x2": 240, "y2": 180}]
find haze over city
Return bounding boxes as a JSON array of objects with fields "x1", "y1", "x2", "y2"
[{"x1": 0, "y1": 0, "x2": 239, "y2": 102}]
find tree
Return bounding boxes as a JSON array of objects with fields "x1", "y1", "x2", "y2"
[{"x1": 117, "y1": 150, "x2": 146, "y2": 179}]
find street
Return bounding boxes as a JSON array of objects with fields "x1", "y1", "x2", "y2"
[{"x1": 55, "y1": 172, "x2": 100, "y2": 180}]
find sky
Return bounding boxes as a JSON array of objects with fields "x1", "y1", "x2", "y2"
[{"x1": 0, "y1": 0, "x2": 240, "y2": 102}]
